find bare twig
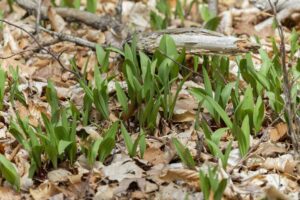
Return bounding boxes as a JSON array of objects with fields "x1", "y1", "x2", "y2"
[
  {"x1": 0, "y1": 19, "x2": 81, "y2": 79},
  {"x1": 268, "y1": 0, "x2": 299, "y2": 154},
  {"x1": 38, "y1": 26, "x2": 100, "y2": 49}
]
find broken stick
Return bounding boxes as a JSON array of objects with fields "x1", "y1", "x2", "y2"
[{"x1": 136, "y1": 28, "x2": 260, "y2": 55}]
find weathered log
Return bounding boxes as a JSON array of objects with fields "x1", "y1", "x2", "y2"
[
  {"x1": 136, "y1": 28, "x2": 260, "y2": 55},
  {"x1": 15, "y1": 0, "x2": 122, "y2": 32}
]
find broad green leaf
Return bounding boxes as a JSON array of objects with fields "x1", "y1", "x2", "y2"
[
  {"x1": 58, "y1": 140, "x2": 72, "y2": 155},
  {"x1": 204, "y1": 96, "x2": 232, "y2": 128},
  {"x1": 93, "y1": 89, "x2": 109, "y2": 119},
  {"x1": 240, "y1": 116, "x2": 250, "y2": 156},
  {"x1": 203, "y1": 67, "x2": 213, "y2": 97},
  {"x1": 96, "y1": 44, "x2": 109, "y2": 72},
  {"x1": 199, "y1": 170, "x2": 210, "y2": 200},
  {"x1": 88, "y1": 138, "x2": 102, "y2": 166},
  {"x1": 172, "y1": 138, "x2": 195, "y2": 169},
  {"x1": 200, "y1": 5, "x2": 215, "y2": 22},
  {"x1": 46, "y1": 80, "x2": 60, "y2": 117},
  {"x1": 214, "y1": 179, "x2": 227, "y2": 200},
  {"x1": 0, "y1": 154, "x2": 20, "y2": 191},
  {"x1": 158, "y1": 35, "x2": 178, "y2": 58},
  {"x1": 99, "y1": 138, "x2": 115, "y2": 162},
  {"x1": 86, "y1": 0, "x2": 97, "y2": 13},
  {"x1": 253, "y1": 96, "x2": 264, "y2": 133},
  {"x1": 115, "y1": 82, "x2": 128, "y2": 114},
  {"x1": 139, "y1": 131, "x2": 146, "y2": 158},
  {"x1": 121, "y1": 123, "x2": 133, "y2": 155},
  {"x1": 204, "y1": 17, "x2": 220, "y2": 31}
]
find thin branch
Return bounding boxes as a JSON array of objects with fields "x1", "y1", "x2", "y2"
[
  {"x1": 38, "y1": 26, "x2": 100, "y2": 49},
  {"x1": 268, "y1": 0, "x2": 299, "y2": 154}
]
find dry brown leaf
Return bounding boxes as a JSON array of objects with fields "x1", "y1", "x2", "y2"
[
  {"x1": 30, "y1": 182, "x2": 62, "y2": 200},
  {"x1": 143, "y1": 139, "x2": 175, "y2": 165},
  {"x1": 263, "y1": 155, "x2": 298, "y2": 175},
  {"x1": 264, "y1": 185, "x2": 289, "y2": 200},
  {"x1": 15, "y1": 100, "x2": 48, "y2": 127},
  {"x1": 255, "y1": 142, "x2": 287, "y2": 157},
  {"x1": 173, "y1": 111, "x2": 195, "y2": 122},
  {"x1": 269, "y1": 123, "x2": 288, "y2": 142},
  {"x1": 48, "y1": 169, "x2": 72, "y2": 183},
  {"x1": 160, "y1": 168, "x2": 199, "y2": 189},
  {"x1": 102, "y1": 155, "x2": 144, "y2": 182},
  {"x1": 0, "y1": 187, "x2": 21, "y2": 200}
]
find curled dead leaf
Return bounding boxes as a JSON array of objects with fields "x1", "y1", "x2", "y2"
[
  {"x1": 160, "y1": 168, "x2": 199, "y2": 190},
  {"x1": 269, "y1": 123, "x2": 288, "y2": 142},
  {"x1": 48, "y1": 169, "x2": 72, "y2": 183}
]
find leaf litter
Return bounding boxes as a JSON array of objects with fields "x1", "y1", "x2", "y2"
[{"x1": 0, "y1": 0, "x2": 300, "y2": 199}]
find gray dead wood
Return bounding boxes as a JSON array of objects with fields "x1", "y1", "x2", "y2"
[
  {"x1": 39, "y1": 27, "x2": 259, "y2": 55},
  {"x1": 136, "y1": 28, "x2": 260, "y2": 55},
  {"x1": 254, "y1": 0, "x2": 300, "y2": 31},
  {"x1": 15, "y1": 0, "x2": 122, "y2": 32}
]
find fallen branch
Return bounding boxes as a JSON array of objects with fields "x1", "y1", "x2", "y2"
[
  {"x1": 136, "y1": 28, "x2": 260, "y2": 55},
  {"x1": 15, "y1": 0, "x2": 122, "y2": 32},
  {"x1": 39, "y1": 27, "x2": 259, "y2": 55}
]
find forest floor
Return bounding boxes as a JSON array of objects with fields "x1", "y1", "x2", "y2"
[{"x1": 0, "y1": 0, "x2": 300, "y2": 199}]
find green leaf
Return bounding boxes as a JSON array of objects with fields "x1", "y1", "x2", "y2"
[
  {"x1": 172, "y1": 138, "x2": 195, "y2": 169},
  {"x1": 86, "y1": 0, "x2": 97, "y2": 13},
  {"x1": 93, "y1": 88, "x2": 109, "y2": 119},
  {"x1": 88, "y1": 138, "x2": 102, "y2": 166},
  {"x1": 0, "y1": 154, "x2": 20, "y2": 191},
  {"x1": 99, "y1": 137, "x2": 115, "y2": 162},
  {"x1": 214, "y1": 179, "x2": 227, "y2": 200},
  {"x1": 115, "y1": 82, "x2": 128, "y2": 114},
  {"x1": 0, "y1": 68, "x2": 6, "y2": 110},
  {"x1": 240, "y1": 116, "x2": 250, "y2": 156},
  {"x1": 139, "y1": 130, "x2": 146, "y2": 158},
  {"x1": 199, "y1": 170, "x2": 210, "y2": 200},
  {"x1": 203, "y1": 67, "x2": 213, "y2": 97},
  {"x1": 46, "y1": 80, "x2": 60, "y2": 118},
  {"x1": 204, "y1": 17, "x2": 220, "y2": 31},
  {"x1": 96, "y1": 44, "x2": 110, "y2": 72},
  {"x1": 290, "y1": 29, "x2": 299, "y2": 57},
  {"x1": 253, "y1": 96, "x2": 264, "y2": 133},
  {"x1": 158, "y1": 35, "x2": 178, "y2": 59},
  {"x1": 121, "y1": 123, "x2": 134, "y2": 156},
  {"x1": 191, "y1": 88, "x2": 233, "y2": 128},
  {"x1": 200, "y1": 5, "x2": 215, "y2": 22},
  {"x1": 58, "y1": 140, "x2": 72, "y2": 155}
]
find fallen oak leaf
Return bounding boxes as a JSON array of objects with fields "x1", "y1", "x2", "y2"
[
  {"x1": 160, "y1": 168, "x2": 199, "y2": 190},
  {"x1": 269, "y1": 123, "x2": 288, "y2": 142}
]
